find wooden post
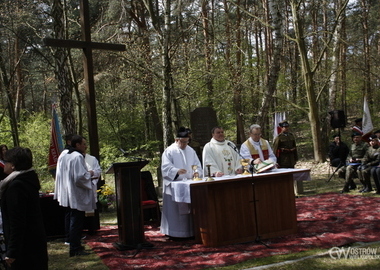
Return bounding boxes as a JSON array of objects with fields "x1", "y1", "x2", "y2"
[{"x1": 44, "y1": 0, "x2": 125, "y2": 160}]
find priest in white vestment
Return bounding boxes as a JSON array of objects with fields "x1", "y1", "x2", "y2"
[
  {"x1": 160, "y1": 127, "x2": 203, "y2": 238},
  {"x1": 202, "y1": 127, "x2": 242, "y2": 177}
]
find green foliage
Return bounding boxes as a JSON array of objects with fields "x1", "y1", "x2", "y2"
[
  {"x1": 98, "y1": 144, "x2": 126, "y2": 171},
  {"x1": 0, "y1": 116, "x2": 13, "y2": 147},
  {"x1": 2, "y1": 0, "x2": 380, "y2": 171},
  {"x1": 18, "y1": 112, "x2": 53, "y2": 191}
]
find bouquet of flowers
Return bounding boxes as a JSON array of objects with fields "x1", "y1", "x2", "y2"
[{"x1": 98, "y1": 184, "x2": 116, "y2": 210}]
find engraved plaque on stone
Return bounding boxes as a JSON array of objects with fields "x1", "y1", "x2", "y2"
[{"x1": 190, "y1": 107, "x2": 218, "y2": 147}]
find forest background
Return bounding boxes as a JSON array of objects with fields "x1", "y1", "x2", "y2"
[{"x1": 1, "y1": 0, "x2": 380, "y2": 191}]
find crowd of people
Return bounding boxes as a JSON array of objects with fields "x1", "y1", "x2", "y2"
[
  {"x1": 5, "y1": 116, "x2": 379, "y2": 264},
  {"x1": 329, "y1": 118, "x2": 380, "y2": 194},
  {"x1": 160, "y1": 121, "x2": 299, "y2": 239}
]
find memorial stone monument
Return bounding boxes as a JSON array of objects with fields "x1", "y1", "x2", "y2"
[{"x1": 190, "y1": 107, "x2": 218, "y2": 147}]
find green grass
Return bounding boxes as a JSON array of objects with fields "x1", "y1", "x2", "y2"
[
  {"x1": 47, "y1": 238, "x2": 108, "y2": 270},
  {"x1": 47, "y1": 171, "x2": 380, "y2": 269},
  {"x1": 210, "y1": 242, "x2": 380, "y2": 270}
]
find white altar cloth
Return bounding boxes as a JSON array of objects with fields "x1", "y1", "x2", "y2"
[{"x1": 170, "y1": 168, "x2": 311, "y2": 203}]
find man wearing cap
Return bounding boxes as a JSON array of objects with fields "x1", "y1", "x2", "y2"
[
  {"x1": 202, "y1": 126, "x2": 242, "y2": 177},
  {"x1": 357, "y1": 136, "x2": 380, "y2": 192},
  {"x1": 160, "y1": 127, "x2": 203, "y2": 239},
  {"x1": 352, "y1": 118, "x2": 363, "y2": 135},
  {"x1": 339, "y1": 133, "x2": 369, "y2": 193},
  {"x1": 273, "y1": 121, "x2": 298, "y2": 168},
  {"x1": 328, "y1": 134, "x2": 349, "y2": 168},
  {"x1": 374, "y1": 130, "x2": 380, "y2": 139}
]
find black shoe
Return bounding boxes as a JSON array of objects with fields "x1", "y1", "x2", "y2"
[
  {"x1": 167, "y1": 236, "x2": 194, "y2": 241},
  {"x1": 361, "y1": 188, "x2": 372, "y2": 193},
  {"x1": 70, "y1": 250, "x2": 90, "y2": 257}
]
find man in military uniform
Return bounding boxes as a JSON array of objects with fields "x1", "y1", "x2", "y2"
[
  {"x1": 339, "y1": 133, "x2": 369, "y2": 193},
  {"x1": 357, "y1": 135, "x2": 380, "y2": 192},
  {"x1": 273, "y1": 121, "x2": 298, "y2": 168}
]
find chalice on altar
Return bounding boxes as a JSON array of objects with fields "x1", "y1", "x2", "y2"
[
  {"x1": 205, "y1": 164, "x2": 214, "y2": 181},
  {"x1": 192, "y1": 165, "x2": 202, "y2": 181},
  {"x1": 240, "y1": 159, "x2": 251, "y2": 175}
]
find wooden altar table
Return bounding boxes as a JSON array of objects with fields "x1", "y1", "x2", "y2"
[{"x1": 171, "y1": 168, "x2": 311, "y2": 247}]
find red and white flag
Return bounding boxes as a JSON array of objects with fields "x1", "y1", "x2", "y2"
[
  {"x1": 48, "y1": 104, "x2": 64, "y2": 177},
  {"x1": 273, "y1": 112, "x2": 286, "y2": 139},
  {"x1": 362, "y1": 96, "x2": 373, "y2": 136}
]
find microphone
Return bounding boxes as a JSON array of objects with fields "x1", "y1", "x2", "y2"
[
  {"x1": 227, "y1": 141, "x2": 256, "y2": 174},
  {"x1": 227, "y1": 141, "x2": 238, "y2": 153},
  {"x1": 227, "y1": 142, "x2": 244, "y2": 159}
]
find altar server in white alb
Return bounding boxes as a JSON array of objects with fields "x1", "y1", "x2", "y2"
[
  {"x1": 54, "y1": 135, "x2": 96, "y2": 257},
  {"x1": 160, "y1": 127, "x2": 203, "y2": 239},
  {"x1": 202, "y1": 126, "x2": 242, "y2": 177}
]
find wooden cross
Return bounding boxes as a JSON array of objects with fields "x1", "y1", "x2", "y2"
[{"x1": 44, "y1": 0, "x2": 125, "y2": 160}]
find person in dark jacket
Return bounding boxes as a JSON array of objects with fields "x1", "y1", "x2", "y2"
[
  {"x1": 328, "y1": 134, "x2": 349, "y2": 168},
  {"x1": 0, "y1": 147, "x2": 48, "y2": 269},
  {"x1": 0, "y1": 144, "x2": 8, "y2": 181}
]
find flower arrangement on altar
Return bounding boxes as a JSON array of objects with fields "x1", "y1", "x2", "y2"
[{"x1": 98, "y1": 184, "x2": 116, "y2": 210}]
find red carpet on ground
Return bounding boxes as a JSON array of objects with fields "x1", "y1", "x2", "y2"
[{"x1": 85, "y1": 193, "x2": 380, "y2": 269}]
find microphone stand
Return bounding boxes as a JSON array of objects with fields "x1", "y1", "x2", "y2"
[
  {"x1": 251, "y1": 180, "x2": 271, "y2": 248},
  {"x1": 326, "y1": 161, "x2": 344, "y2": 183},
  {"x1": 227, "y1": 142, "x2": 256, "y2": 174},
  {"x1": 227, "y1": 142, "x2": 269, "y2": 248}
]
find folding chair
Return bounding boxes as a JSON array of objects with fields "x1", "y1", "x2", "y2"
[
  {"x1": 326, "y1": 159, "x2": 344, "y2": 183},
  {"x1": 141, "y1": 171, "x2": 161, "y2": 226}
]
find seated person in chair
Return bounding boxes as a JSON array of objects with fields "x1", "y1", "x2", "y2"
[
  {"x1": 357, "y1": 136, "x2": 380, "y2": 193},
  {"x1": 328, "y1": 134, "x2": 349, "y2": 168},
  {"x1": 339, "y1": 133, "x2": 369, "y2": 193}
]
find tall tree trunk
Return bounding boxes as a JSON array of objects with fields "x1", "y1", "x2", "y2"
[
  {"x1": 257, "y1": 0, "x2": 284, "y2": 135},
  {"x1": 143, "y1": 0, "x2": 174, "y2": 148},
  {"x1": 14, "y1": 35, "x2": 23, "y2": 120},
  {"x1": 361, "y1": 0, "x2": 371, "y2": 98},
  {"x1": 291, "y1": 1, "x2": 324, "y2": 162},
  {"x1": 51, "y1": 0, "x2": 76, "y2": 135},
  {"x1": 161, "y1": 0, "x2": 173, "y2": 148},
  {"x1": 0, "y1": 44, "x2": 20, "y2": 146},
  {"x1": 224, "y1": 0, "x2": 245, "y2": 144},
  {"x1": 340, "y1": 13, "x2": 347, "y2": 112},
  {"x1": 129, "y1": 1, "x2": 163, "y2": 150},
  {"x1": 201, "y1": 0, "x2": 214, "y2": 108}
]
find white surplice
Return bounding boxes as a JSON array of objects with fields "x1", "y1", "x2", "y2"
[
  {"x1": 85, "y1": 154, "x2": 102, "y2": 202},
  {"x1": 54, "y1": 150, "x2": 96, "y2": 212},
  {"x1": 160, "y1": 143, "x2": 202, "y2": 238},
  {"x1": 202, "y1": 138, "x2": 241, "y2": 176}
]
